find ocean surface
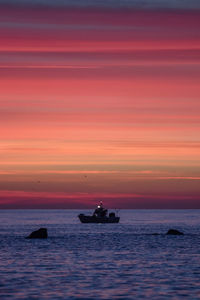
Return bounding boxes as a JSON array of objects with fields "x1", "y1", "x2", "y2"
[{"x1": 0, "y1": 209, "x2": 200, "y2": 299}]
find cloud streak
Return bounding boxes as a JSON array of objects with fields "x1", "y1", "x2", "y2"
[
  {"x1": 0, "y1": 0, "x2": 200, "y2": 208},
  {"x1": 0, "y1": 0, "x2": 200, "y2": 10}
]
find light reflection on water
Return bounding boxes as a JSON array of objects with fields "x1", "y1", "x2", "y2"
[{"x1": 0, "y1": 210, "x2": 200, "y2": 299}]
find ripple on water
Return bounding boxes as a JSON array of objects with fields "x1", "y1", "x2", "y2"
[{"x1": 0, "y1": 210, "x2": 200, "y2": 299}]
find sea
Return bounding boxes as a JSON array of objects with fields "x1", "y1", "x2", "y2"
[{"x1": 0, "y1": 209, "x2": 200, "y2": 299}]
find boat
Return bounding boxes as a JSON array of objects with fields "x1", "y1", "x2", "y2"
[{"x1": 78, "y1": 202, "x2": 120, "y2": 223}]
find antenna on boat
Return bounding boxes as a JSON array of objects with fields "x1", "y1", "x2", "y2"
[{"x1": 116, "y1": 209, "x2": 120, "y2": 216}]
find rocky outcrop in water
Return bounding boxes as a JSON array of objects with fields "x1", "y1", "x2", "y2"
[
  {"x1": 166, "y1": 229, "x2": 184, "y2": 235},
  {"x1": 26, "y1": 228, "x2": 48, "y2": 239}
]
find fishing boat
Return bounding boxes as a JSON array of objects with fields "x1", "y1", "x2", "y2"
[{"x1": 78, "y1": 202, "x2": 120, "y2": 223}]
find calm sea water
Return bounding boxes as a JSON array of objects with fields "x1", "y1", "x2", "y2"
[{"x1": 0, "y1": 209, "x2": 200, "y2": 299}]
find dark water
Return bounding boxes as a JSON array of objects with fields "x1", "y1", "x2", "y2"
[{"x1": 0, "y1": 210, "x2": 200, "y2": 299}]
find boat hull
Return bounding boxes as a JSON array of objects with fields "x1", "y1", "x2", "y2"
[{"x1": 78, "y1": 214, "x2": 120, "y2": 223}]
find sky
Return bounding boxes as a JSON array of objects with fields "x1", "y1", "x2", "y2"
[{"x1": 0, "y1": 0, "x2": 200, "y2": 209}]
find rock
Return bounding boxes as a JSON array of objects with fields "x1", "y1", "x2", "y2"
[
  {"x1": 26, "y1": 228, "x2": 48, "y2": 239},
  {"x1": 166, "y1": 229, "x2": 184, "y2": 235}
]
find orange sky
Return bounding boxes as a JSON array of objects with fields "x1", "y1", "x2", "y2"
[{"x1": 0, "y1": 1, "x2": 200, "y2": 208}]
